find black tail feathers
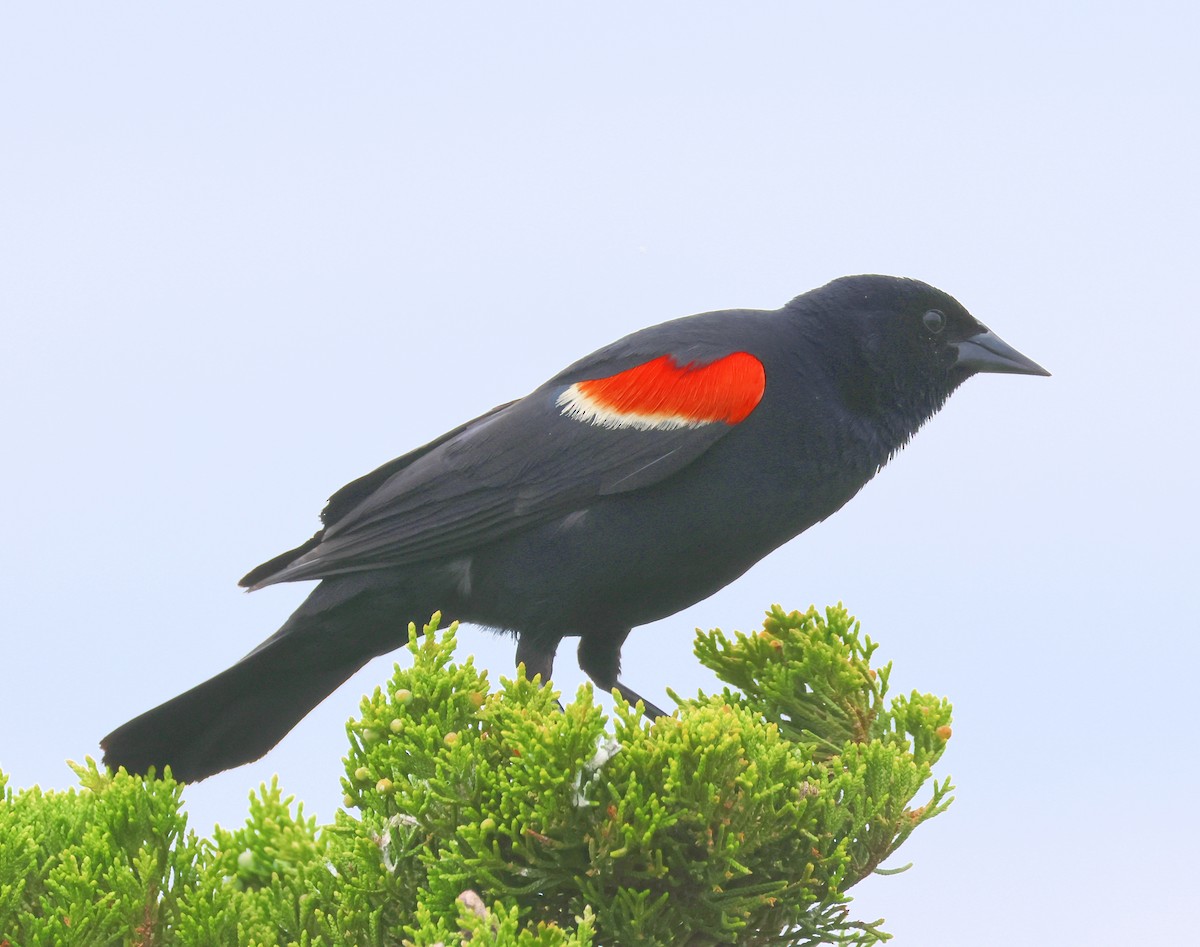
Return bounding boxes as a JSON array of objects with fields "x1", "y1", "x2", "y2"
[
  {"x1": 101, "y1": 576, "x2": 417, "y2": 783},
  {"x1": 100, "y1": 635, "x2": 365, "y2": 783}
]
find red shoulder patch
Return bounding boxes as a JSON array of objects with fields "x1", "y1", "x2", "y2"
[{"x1": 557, "y1": 352, "x2": 765, "y2": 430}]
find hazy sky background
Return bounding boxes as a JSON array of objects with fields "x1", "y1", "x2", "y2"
[{"x1": 2, "y1": 4, "x2": 1196, "y2": 943}]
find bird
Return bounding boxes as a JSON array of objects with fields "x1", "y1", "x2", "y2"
[{"x1": 101, "y1": 274, "x2": 1048, "y2": 782}]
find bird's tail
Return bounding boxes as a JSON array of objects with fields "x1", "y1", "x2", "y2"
[{"x1": 101, "y1": 577, "x2": 411, "y2": 783}]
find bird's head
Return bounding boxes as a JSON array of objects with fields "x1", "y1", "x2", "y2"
[
  {"x1": 817, "y1": 273, "x2": 1048, "y2": 377},
  {"x1": 787, "y1": 274, "x2": 1049, "y2": 450}
]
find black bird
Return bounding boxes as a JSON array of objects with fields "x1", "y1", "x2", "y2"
[{"x1": 101, "y1": 275, "x2": 1048, "y2": 782}]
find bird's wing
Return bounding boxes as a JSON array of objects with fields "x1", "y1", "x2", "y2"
[
  {"x1": 237, "y1": 401, "x2": 518, "y2": 589},
  {"x1": 248, "y1": 338, "x2": 767, "y2": 586}
]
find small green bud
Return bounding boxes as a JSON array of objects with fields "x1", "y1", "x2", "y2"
[
  {"x1": 443, "y1": 731, "x2": 459, "y2": 746},
  {"x1": 395, "y1": 689, "x2": 413, "y2": 705},
  {"x1": 389, "y1": 718, "x2": 403, "y2": 733},
  {"x1": 375, "y1": 778, "x2": 393, "y2": 794},
  {"x1": 480, "y1": 817, "x2": 496, "y2": 833},
  {"x1": 354, "y1": 766, "x2": 370, "y2": 782}
]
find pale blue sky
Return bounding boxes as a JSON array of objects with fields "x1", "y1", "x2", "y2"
[{"x1": 2, "y1": 4, "x2": 1197, "y2": 943}]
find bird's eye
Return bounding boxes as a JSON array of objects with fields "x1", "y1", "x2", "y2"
[{"x1": 922, "y1": 309, "x2": 946, "y2": 334}]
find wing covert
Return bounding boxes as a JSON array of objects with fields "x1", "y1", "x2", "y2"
[{"x1": 251, "y1": 343, "x2": 768, "y2": 586}]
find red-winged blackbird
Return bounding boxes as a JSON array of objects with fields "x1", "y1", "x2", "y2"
[{"x1": 101, "y1": 275, "x2": 1048, "y2": 782}]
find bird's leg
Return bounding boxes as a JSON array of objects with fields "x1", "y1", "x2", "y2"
[
  {"x1": 577, "y1": 630, "x2": 668, "y2": 720},
  {"x1": 611, "y1": 681, "x2": 668, "y2": 720},
  {"x1": 514, "y1": 632, "x2": 559, "y2": 686},
  {"x1": 515, "y1": 632, "x2": 567, "y2": 713}
]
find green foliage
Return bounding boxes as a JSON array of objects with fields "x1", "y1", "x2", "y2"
[
  {"x1": 0, "y1": 605, "x2": 952, "y2": 945},
  {"x1": 690, "y1": 604, "x2": 954, "y2": 884}
]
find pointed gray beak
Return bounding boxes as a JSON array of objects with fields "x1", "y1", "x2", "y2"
[{"x1": 954, "y1": 329, "x2": 1050, "y2": 377}]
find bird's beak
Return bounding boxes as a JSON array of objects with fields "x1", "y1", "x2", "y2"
[{"x1": 954, "y1": 329, "x2": 1051, "y2": 377}]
